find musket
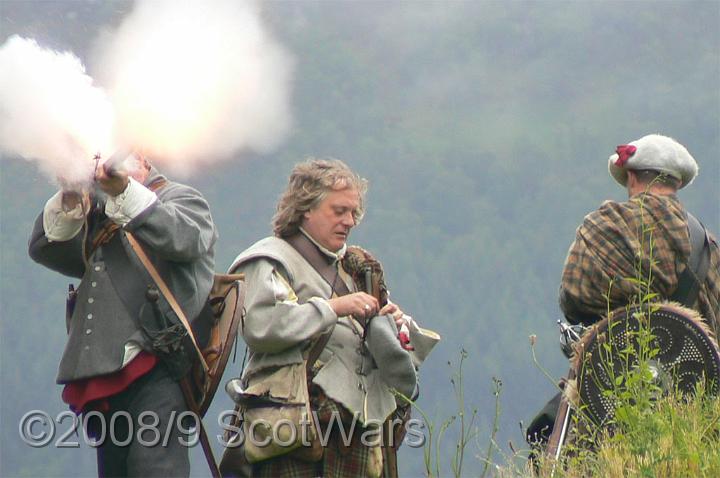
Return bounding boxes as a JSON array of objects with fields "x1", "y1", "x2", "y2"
[
  {"x1": 102, "y1": 149, "x2": 133, "y2": 177},
  {"x1": 546, "y1": 320, "x2": 585, "y2": 464},
  {"x1": 364, "y1": 266, "x2": 373, "y2": 297},
  {"x1": 546, "y1": 373, "x2": 574, "y2": 462}
]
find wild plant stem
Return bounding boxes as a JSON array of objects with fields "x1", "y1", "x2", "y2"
[{"x1": 481, "y1": 378, "x2": 502, "y2": 478}]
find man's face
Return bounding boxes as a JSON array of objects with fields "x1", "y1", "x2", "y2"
[
  {"x1": 301, "y1": 187, "x2": 360, "y2": 252},
  {"x1": 128, "y1": 155, "x2": 150, "y2": 184}
]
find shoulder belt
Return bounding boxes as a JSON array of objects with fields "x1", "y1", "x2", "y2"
[
  {"x1": 671, "y1": 212, "x2": 711, "y2": 307},
  {"x1": 88, "y1": 178, "x2": 168, "y2": 257},
  {"x1": 283, "y1": 233, "x2": 351, "y2": 370}
]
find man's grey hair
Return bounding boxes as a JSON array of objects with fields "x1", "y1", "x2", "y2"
[
  {"x1": 632, "y1": 169, "x2": 681, "y2": 190},
  {"x1": 272, "y1": 158, "x2": 368, "y2": 238}
]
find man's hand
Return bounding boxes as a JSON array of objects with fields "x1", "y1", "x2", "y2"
[
  {"x1": 62, "y1": 190, "x2": 90, "y2": 212},
  {"x1": 381, "y1": 301, "x2": 414, "y2": 349},
  {"x1": 380, "y1": 301, "x2": 407, "y2": 330},
  {"x1": 95, "y1": 162, "x2": 129, "y2": 196},
  {"x1": 327, "y1": 292, "x2": 379, "y2": 324}
]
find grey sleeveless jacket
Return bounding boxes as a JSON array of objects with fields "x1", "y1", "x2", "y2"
[{"x1": 230, "y1": 236, "x2": 416, "y2": 424}]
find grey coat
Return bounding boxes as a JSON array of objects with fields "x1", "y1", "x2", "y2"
[{"x1": 28, "y1": 168, "x2": 217, "y2": 383}]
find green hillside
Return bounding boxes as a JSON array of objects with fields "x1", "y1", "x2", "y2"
[{"x1": 1, "y1": 1, "x2": 718, "y2": 476}]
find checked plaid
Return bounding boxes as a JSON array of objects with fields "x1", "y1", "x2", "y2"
[{"x1": 559, "y1": 192, "x2": 719, "y2": 336}]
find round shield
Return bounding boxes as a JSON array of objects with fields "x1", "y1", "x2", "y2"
[{"x1": 575, "y1": 303, "x2": 720, "y2": 427}]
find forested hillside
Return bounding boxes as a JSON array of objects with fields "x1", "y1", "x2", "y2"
[{"x1": 1, "y1": 2, "x2": 718, "y2": 476}]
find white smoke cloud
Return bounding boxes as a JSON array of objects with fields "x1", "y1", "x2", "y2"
[
  {"x1": 0, "y1": 0, "x2": 293, "y2": 183},
  {"x1": 0, "y1": 36, "x2": 115, "y2": 186},
  {"x1": 97, "y1": 0, "x2": 294, "y2": 174}
]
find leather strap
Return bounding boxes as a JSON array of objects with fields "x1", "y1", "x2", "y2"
[
  {"x1": 672, "y1": 212, "x2": 711, "y2": 307},
  {"x1": 87, "y1": 177, "x2": 169, "y2": 258},
  {"x1": 180, "y1": 378, "x2": 221, "y2": 478},
  {"x1": 125, "y1": 232, "x2": 209, "y2": 374},
  {"x1": 102, "y1": 233, "x2": 155, "y2": 325},
  {"x1": 285, "y1": 233, "x2": 351, "y2": 296},
  {"x1": 125, "y1": 232, "x2": 220, "y2": 477},
  {"x1": 306, "y1": 329, "x2": 333, "y2": 375},
  {"x1": 90, "y1": 221, "x2": 121, "y2": 255},
  {"x1": 284, "y1": 233, "x2": 351, "y2": 370}
]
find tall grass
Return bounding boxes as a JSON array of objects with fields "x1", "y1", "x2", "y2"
[
  {"x1": 396, "y1": 348, "x2": 482, "y2": 478},
  {"x1": 531, "y1": 387, "x2": 720, "y2": 477}
]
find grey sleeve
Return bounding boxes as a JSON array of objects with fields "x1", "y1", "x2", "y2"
[
  {"x1": 124, "y1": 183, "x2": 217, "y2": 262},
  {"x1": 238, "y1": 258, "x2": 338, "y2": 354},
  {"x1": 28, "y1": 212, "x2": 86, "y2": 278},
  {"x1": 365, "y1": 314, "x2": 417, "y2": 399}
]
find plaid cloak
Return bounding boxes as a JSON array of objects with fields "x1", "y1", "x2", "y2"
[{"x1": 559, "y1": 192, "x2": 719, "y2": 336}]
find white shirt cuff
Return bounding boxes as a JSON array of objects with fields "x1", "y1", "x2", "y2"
[
  {"x1": 105, "y1": 177, "x2": 158, "y2": 226},
  {"x1": 43, "y1": 191, "x2": 85, "y2": 242}
]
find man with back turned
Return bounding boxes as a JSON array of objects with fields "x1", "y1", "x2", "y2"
[
  {"x1": 559, "y1": 134, "x2": 718, "y2": 330},
  {"x1": 527, "y1": 134, "x2": 720, "y2": 451}
]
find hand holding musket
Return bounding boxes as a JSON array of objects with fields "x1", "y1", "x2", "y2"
[
  {"x1": 342, "y1": 245, "x2": 389, "y2": 306},
  {"x1": 59, "y1": 189, "x2": 89, "y2": 212},
  {"x1": 341, "y1": 245, "x2": 413, "y2": 349},
  {"x1": 56, "y1": 149, "x2": 137, "y2": 208},
  {"x1": 327, "y1": 292, "x2": 379, "y2": 325},
  {"x1": 95, "y1": 149, "x2": 132, "y2": 196},
  {"x1": 342, "y1": 245, "x2": 393, "y2": 321}
]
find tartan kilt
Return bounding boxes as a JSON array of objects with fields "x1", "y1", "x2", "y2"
[{"x1": 251, "y1": 387, "x2": 397, "y2": 478}]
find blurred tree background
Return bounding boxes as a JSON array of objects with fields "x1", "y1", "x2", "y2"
[{"x1": 1, "y1": 1, "x2": 718, "y2": 476}]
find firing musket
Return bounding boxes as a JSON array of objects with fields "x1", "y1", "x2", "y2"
[{"x1": 101, "y1": 149, "x2": 134, "y2": 177}]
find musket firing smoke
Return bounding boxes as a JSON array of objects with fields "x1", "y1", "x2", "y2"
[
  {"x1": 0, "y1": 0, "x2": 293, "y2": 186},
  {"x1": 0, "y1": 36, "x2": 114, "y2": 187}
]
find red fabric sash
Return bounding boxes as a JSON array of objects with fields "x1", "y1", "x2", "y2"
[{"x1": 62, "y1": 351, "x2": 158, "y2": 413}]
